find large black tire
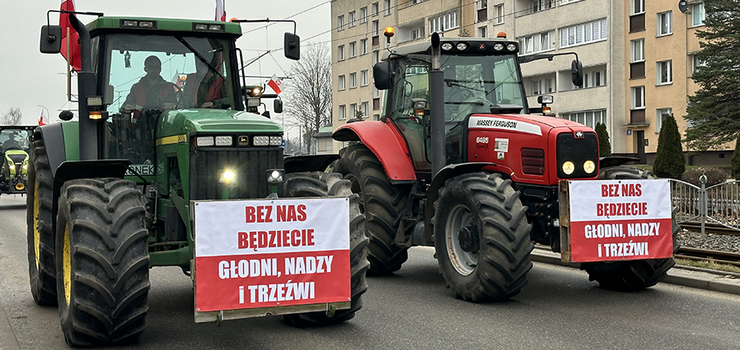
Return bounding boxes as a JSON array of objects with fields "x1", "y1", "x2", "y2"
[
  {"x1": 580, "y1": 166, "x2": 678, "y2": 291},
  {"x1": 55, "y1": 178, "x2": 150, "y2": 346},
  {"x1": 281, "y1": 172, "x2": 370, "y2": 326},
  {"x1": 26, "y1": 139, "x2": 57, "y2": 305},
  {"x1": 332, "y1": 144, "x2": 410, "y2": 275},
  {"x1": 433, "y1": 172, "x2": 533, "y2": 301}
]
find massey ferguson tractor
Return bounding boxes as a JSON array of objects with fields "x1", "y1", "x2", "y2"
[
  {"x1": 332, "y1": 31, "x2": 677, "y2": 302},
  {"x1": 31, "y1": 12, "x2": 368, "y2": 346}
]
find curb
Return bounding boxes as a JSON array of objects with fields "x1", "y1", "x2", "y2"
[{"x1": 530, "y1": 247, "x2": 740, "y2": 296}]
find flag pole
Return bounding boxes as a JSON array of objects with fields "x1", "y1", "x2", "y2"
[{"x1": 66, "y1": 26, "x2": 72, "y2": 101}]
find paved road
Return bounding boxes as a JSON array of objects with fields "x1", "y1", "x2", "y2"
[{"x1": 1, "y1": 195, "x2": 739, "y2": 349}]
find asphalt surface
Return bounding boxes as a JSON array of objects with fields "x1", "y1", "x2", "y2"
[{"x1": 1, "y1": 194, "x2": 740, "y2": 349}]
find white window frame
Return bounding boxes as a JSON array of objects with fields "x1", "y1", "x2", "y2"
[
  {"x1": 560, "y1": 19, "x2": 607, "y2": 48},
  {"x1": 384, "y1": 0, "x2": 391, "y2": 16},
  {"x1": 372, "y1": 2, "x2": 379, "y2": 16},
  {"x1": 531, "y1": 80, "x2": 541, "y2": 95},
  {"x1": 429, "y1": 11, "x2": 459, "y2": 34},
  {"x1": 630, "y1": 39, "x2": 644, "y2": 63},
  {"x1": 476, "y1": 0, "x2": 488, "y2": 10},
  {"x1": 349, "y1": 41, "x2": 357, "y2": 58},
  {"x1": 655, "y1": 108, "x2": 672, "y2": 133},
  {"x1": 494, "y1": 4, "x2": 504, "y2": 25},
  {"x1": 692, "y1": 54, "x2": 706, "y2": 74},
  {"x1": 372, "y1": 50, "x2": 380, "y2": 65},
  {"x1": 360, "y1": 39, "x2": 368, "y2": 55},
  {"x1": 657, "y1": 11, "x2": 672, "y2": 36},
  {"x1": 350, "y1": 103, "x2": 357, "y2": 118},
  {"x1": 361, "y1": 70, "x2": 369, "y2": 86},
  {"x1": 338, "y1": 75, "x2": 346, "y2": 91},
  {"x1": 561, "y1": 110, "x2": 606, "y2": 129},
  {"x1": 519, "y1": 31, "x2": 553, "y2": 55},
  {"x1": 361, "y1": 102, "x2": 369, "y2": 117},
  {"x1": 630, "y1": 86, "x2": 645, "y2": 110},
  {"x1": 349, "y1": 72, "x2": 357, "y2": 88},
  {"x1": 478, "y1": 26, "x2": 487, "y2": 38},
  {"x1": 630, "y1": 0, "x2": 644, "y2": 15},
  {"x1": 656, "y1": 60, "x2": 672, "y2": 85},
  {"x1": 692, "y1": 3, "x2": 705, "y2": 27},
  {"x1": 360, "y1": 7, "x2": 368, "y2": 24},
  {"x1": 338, "y1": 45, "x2": 345, "y2": 61},
  {"x1": 372, "y1": 21, "x2": 379, "y2": 36},
  {"x1": 348, "y1": 11, "x2": 356, "y2": 27},
  {"x1": 531, "y1": 0, "x2": 554, "y2": 13},
  {"x1": 337, "y1": 15, "x2": 345, "y2": 31},
  {"x1": 338, "y1": 105, "x2": 346, "y2": 120}
]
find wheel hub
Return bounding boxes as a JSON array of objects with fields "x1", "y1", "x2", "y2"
[{"x1": 457, "y1": 225, "x2": 479, "y2": 253}]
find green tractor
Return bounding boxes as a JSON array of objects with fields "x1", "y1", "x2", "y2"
[
  {"x1": 0, "y1": 126, "x2": 34, "y2": 196},
  {"x1": 32, "y1": 12, "x2": 369, "y2": 347}
]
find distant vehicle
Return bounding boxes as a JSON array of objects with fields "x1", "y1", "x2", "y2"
[{"x1": 0, "y1": 125, "x2": 34, "y2": 197}]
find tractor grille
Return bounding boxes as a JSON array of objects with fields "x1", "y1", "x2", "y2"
[
  {"x1": 521, "y1": 148, "x2": 545, "y2": 175},
  {"x1": 556, "y1": 132, "x2": 599, "y2": 179},
  {"x1": 189, "y1": 147, "x2": 284, "y2": 200}
]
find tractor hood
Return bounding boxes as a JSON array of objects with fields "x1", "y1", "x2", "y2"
[
  {"x1": 468, "y1": 113, "x2": 594, "y2": 135},
  {"x1": 158, "y1": 108, "x2": 282, "y2": 137}
]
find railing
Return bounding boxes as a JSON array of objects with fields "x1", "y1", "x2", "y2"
[{"x1": 670, "y1": 177, "x2": 740, "y2": 237}]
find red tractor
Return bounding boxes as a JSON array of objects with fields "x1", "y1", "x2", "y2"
[{"x1": 331, "y1": 32, "x2": 677, "y2": 301}]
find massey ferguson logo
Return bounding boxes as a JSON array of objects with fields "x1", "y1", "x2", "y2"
[
  {"x1": 476, "y1": 119, "x2": 517, "y2": 128},
  {"x1": 574, "y1": 131, "x2": 585, "y2": 139}
]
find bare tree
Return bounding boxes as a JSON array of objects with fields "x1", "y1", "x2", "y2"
[
  {"x1": 284, "y1": 43, "x2": 332, "y2": 154},
  {"x1": 2, "y1": 107, "x2": 22, "y2": 125}
]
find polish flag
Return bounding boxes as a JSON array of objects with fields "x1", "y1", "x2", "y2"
[
  {"x1": 268, "y1": 74, "x2": 282, "y2": 95},
  {"x1": 215, "y1": 0, "x2": 226, "y2": 21},
  {"x1": 38, "y1": 109, "x2": 49, "y2": 126},
  {"x1": 60, "y1": 0, "x2": 81, "y2": 71}
]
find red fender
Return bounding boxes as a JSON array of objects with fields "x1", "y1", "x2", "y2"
[{"x1": 333, "y1": 120, "x2": 416, "y2": 181}]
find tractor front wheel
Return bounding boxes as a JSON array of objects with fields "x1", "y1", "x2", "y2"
[
  {"x1": 282, "y1": 172, "x2": 369, "y2": 326},
  {"x1": 580, "y1": 166, "x2": 678, "y2": 291},
  {"x1": 55, "y1": 178, "x2": 150, "y2": 346},
  {"x1": 433, "y1": 172, "x2": 533, "y2": 301}
]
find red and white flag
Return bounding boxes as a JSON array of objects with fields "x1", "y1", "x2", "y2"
[
  {"x1": 215, "y1": 0, "x2": 226, "y2": 21},
  {"x1": 60, "y1": 0, "x2": 81, "y2": 71},
  {"x1": 268, "y1": 74, "x2": 282, "y2": 95},
  {"x1": 38, "y1": 109, "x2": 49, "y2": 126}
]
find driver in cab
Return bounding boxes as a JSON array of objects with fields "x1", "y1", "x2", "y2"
[{"x1": 121, "y1": 55, "x2": 175, "y2": 119}]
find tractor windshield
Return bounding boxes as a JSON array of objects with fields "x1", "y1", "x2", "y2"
[{"x1": 0, "y1": 129, "x2": 31, "y2": 153}]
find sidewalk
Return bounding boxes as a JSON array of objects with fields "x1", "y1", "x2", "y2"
[{"x1": 530, "y1": 247, "x2": 740, "y2": 296}]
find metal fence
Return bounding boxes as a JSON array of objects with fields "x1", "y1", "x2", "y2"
[{"x1": 670, "y1": 177, "x2": 740, "y2": 237}]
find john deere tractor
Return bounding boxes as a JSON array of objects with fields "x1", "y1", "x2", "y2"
[
  {"x1": 31, "y1": 12, "x2": 368, "y2": 346},
  {"x1": 0, "y1": 126, "x2": 34, "y2": 196}
]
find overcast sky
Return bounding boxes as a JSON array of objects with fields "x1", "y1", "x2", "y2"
[{"x1": 0, "y1": 0, "x2": 330, "y2": 126}]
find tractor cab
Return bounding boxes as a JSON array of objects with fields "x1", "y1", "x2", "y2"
[{"x1": 0, "y1": 125, "x2": 34, "y2": 195}]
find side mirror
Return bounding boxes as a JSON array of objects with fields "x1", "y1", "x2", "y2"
[
  {"x1": 59, "y1": 110, "x2": 74, "y2": 121},
  {"x1": 274, "y1": 99, "x2": 283, "y2": 113},
  {"x1": 284, "y1": 32, "x2": 300, "y2": 61},
  {"x1": 40, "y1": 25, "x2": 62, "y2": 54},
  {"x1": 373, "y1": 62, "x2": 392, "y2": 90},
  {"x1": 571, "y1": 59, "x2": 583, "y2": 87}
]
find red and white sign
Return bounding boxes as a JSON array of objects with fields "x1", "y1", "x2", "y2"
[
  {"x1": 268, "y1": 74, "x2": 282, "y2": 95},
  {"x1": 194, "y1": 198, "x2": 350, "y2": 312},
  {"x1": 568, "y1": 179, "x2": 673, "y2": 262}
]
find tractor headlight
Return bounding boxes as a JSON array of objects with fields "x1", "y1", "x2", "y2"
[
  {"x1": 253, "y1": 136, "x2": 270, "y2": 146},
  {"x1": 583, "y1": 160, "x2": 596, "y2": 174},
  {"x1": 215, "y1": 136, "x2": 233, "y2": 146},
  {"x1": 220, "y1": 170, "x2": 235, "y2": 183},
  {"x1": 562, "y1": 161, "x2": 575, "y2": 175},
  {"x1": 267, "y1": 169, "x2": 285, "y2": 184},
  {"x1": 196, "y1": 136, "x2": 214, "y2": 147},
  {"x1": 269, "y1": 136, "x2": 283, "y2": 146}
]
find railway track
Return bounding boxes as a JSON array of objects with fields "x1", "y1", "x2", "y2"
[
  {"x1": 679, "y1": 221, "x2": 740, "y2": 236},
  {"x1": 675, "y1": 247, "x2": 740, "y2": 268}
]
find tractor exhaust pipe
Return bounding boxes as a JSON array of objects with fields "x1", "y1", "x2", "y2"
[
  {"x1": 68, "y1": 14, "x2": 98, "y2": 160},
  {"x1": 429, "y1": 32, "x2": 445, "y2": 176}
]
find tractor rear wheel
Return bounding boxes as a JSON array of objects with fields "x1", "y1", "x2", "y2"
[
  {"x1": 433, "y1": 172, "x2": 533, "y2": 301},
  {"x1": 332, "y1": 144, "x2": 410, "y2": 275},
  {"x1": 26, "y1": 139, "x2": 57, "y2": 305},
  {"x1": 55, "y1": 178, "x2": 150, "y2": 346},
  {"x1": 580, "y1": 166, "x2": 678, "y2": 291},
  {"x1": 282, "y1": 172, "x2": 369, "y2": 326}
]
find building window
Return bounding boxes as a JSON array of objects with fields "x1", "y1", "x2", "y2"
[
  {"x1": 561, "y1": 110, "x2": 606, "y2": 129},
  {"x1": 360, "y1": 39, "x2": 368, "y2": 55},
  {"x1": 360, "y1": 7, "x2": 368, "y2": 24},
  {"x1": 531, "y1": 0, "x2": 554, "y2": 14},
  {"x1": 410, "y1": 26, "x2": 424, "y2": 40},
  {"x1": 546, "y1": 78, "x2": 553, "y2": 93},
  {"x1": 583, "y1": 68, "x2": 606, "y2": 88},
  {"x1": 372, "y1": 50, "x2": 380, "y2": 65},
  {"x1": 692, "y1": 3, "x2": 705, "y2": 27},
  {"x1": 692, "y1": 54, "x2": 707, "y2": 74},
  {"x1": 338, "y1": 45, "x2": 345, "y2": 61},
  {"x1": 630, "y1": 39, "x2": 644, "y2": 63},
  {"x1": 373, "y1": 86, "x2": 380, "y2": 98},
  {"x1": 372, "y1": 21, "x2": 379, "y2": 36},
  {"x1": 348, "y1": 11, "x2": 356, "y2": 27},
  {"x1": 476, "y1": 0, "x2": 488, "y2": 23},
  {"x1": 494, "y1": 4, "x2": 504, "y2": 24},
  {"x1": 338, "y1": 75, "x2": 346, "y2": 91},
  {"x1": 429, "y1": 11, "x2": 459, "y2": 34},
  {"x1": 531, "y1": 80, "x2": 541, "y2": 95},
  {"x1": 349, "y1": 42, "x2": 357, "y2": 58},
  {"x1": 350, "y1": 72, "x2": 357, "y2": 88},
  {"x1": 560, "y1": 19, "x2": 607, "y2": 48},
  {"x1": 657, "y1": 11, "x2": 672, "y2": 36},
  {"x1": 338, "y1": 105, "x2": 346, "y2": 120},
  {"x1": 373, "y1": 114, "x2": 380, "y2": 121},
  {"x1": 384, "y1": 0, "x2": 391, "y2": 15},
  {"x1": 656, "y1": 60, "x2": 672, "y2": 85},
  {"x1": 630, "y1": 86, "x2": 645, "y2": 110},
  {"x1": 372, "y1": 2, "x2": 379, "y2": 16},
  {"x1": 361, "y1": 102, "x2": 369, "y2": 117},
  {"x1": 520, "y1": 31, "x2": 553, "y2": 55},
  {"x1": 478, "y1": 26, "x2": 487, "y2": 38},
  {"x1": 630, "y1": 0, "x2": 644, "y2": 15},
  {"x1": 350, "y1": 103, "x2": 357, "y2": 118},
  {"x1": 361, "y1": 70, "x2": 369, "y2": 86},
  {"x1": 655, "y1": 108, "x2": 672, "y2": 133},
  {"x1": 337, "y1": 15, "x2": 345, "y2": 31}
]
